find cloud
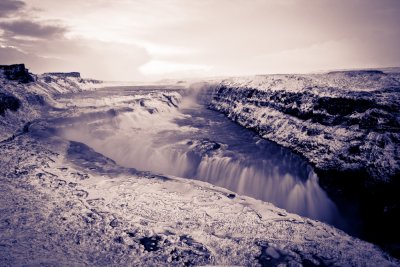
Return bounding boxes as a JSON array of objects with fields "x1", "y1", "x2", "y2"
[
  {"x1": 257, "y1": 36, "x2": 400, "y2": 74},
  {"x1": 130, "y1": 0, "x2": 400, "y2": 77},
  {"x1": 0, "y1": 45, "x2": 65, "y2": 72},
  {"x1": 62, "y1": 40, "x2": 150, "y2": 81},
  {"x1": 1, "y1": 0, "x2": 400, "y2": 80},
  {"x1": 0, "y1": 1, "x2": 151, "y2": 80},
  {"x1": 139, "y1": 60, "x2": 212, "y2": 78},
  {"x1": 0, "y1": 0, "x2": 25, "y2": 17},
  {"x1": 0, "y1": 38, "x2": 151, "y2": 81},
  {"x1": 0, "y1": 20, "x2": 67, "y2": 39}
]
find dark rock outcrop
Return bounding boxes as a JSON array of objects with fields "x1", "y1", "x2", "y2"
[
  {"x1": 0, "y1": 93, "x2": 21, "y2": 116},
  {"x1": 0, "y1": 64, "x2": 34, "y2": 83},
  {"x1": 41, "y1": 72, "x2": 102, "y2": 86},
  {"x1": 327, "y1": 69, "x2": 385, "y2": 76},
  {"x1": 44, "y1": 72, "x2": 81, "y2": 78}
]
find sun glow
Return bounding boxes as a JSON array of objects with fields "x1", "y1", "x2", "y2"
[{"x1": 139, "y1": 60, "x2": 212, "y2": 76}]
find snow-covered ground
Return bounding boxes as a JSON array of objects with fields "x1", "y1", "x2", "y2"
[
  {"x1": 1, "y1": 132, "x2": 398, "y2": 266},
  {"x1": 1, "y1": 66, "x2": 399, "y2": 265}
]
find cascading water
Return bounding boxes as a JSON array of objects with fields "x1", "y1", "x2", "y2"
[{"x1": 58, "y1": 87, "x2": 342, "y2": 225}]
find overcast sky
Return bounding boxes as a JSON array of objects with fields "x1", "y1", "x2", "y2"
[{"x1": 0, "y1": 0, "x2": 399, "y2": 81}]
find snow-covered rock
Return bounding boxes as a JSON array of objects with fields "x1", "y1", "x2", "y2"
[
  {"x1": 0, "y1": 65, "x2": 106, "y2": 141},
  {"x1": 39, "y1": 72, "x2": 103, "y2": 94},
  {"x1": 204, "y1": 71, "x2": 400, "y2": 182},
  {"x1": 201, "y1": 70, "x2": 400, "y2": 257}
]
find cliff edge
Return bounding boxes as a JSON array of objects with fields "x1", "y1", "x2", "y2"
[{"x1": 203, "y1": 70, "x2": 400, "y2": 256}]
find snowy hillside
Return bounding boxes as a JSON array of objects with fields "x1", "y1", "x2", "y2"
[
  {"x1": 38, "y1": 72, "x2": 103, "y2": 94},
  {"x1": 0, "y1": 64, "x2": 105, "y2": 141}
]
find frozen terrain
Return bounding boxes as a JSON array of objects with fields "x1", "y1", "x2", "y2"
[
  {"x1": 1, "y1": 64, "x2": 399, "y2": 266},
  {"x1": 201, "y1": 70, "x2": 400, "y2": 256},
  {"x1": 2, "y1": 132, "x2": 398, "y2": 266},
  {"x1": 0, "y1": 65, "x2": 105, "y2": 142}
]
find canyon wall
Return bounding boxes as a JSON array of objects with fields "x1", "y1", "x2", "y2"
[{"x1": 202, "y1": 71, "x2": 400, "y2": 254}]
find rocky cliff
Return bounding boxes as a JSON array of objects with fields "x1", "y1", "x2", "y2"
[
  {"x1": 40, "y1": 72, "x2": 103, "y2": 93},
  {"x1": 202, "y1": 70, "x2": 400, "y2": 256},
  {"x1": 205, "y1": 72, "x2": 400, "y2": 181}
]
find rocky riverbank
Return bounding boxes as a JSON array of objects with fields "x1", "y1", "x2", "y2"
[{"x1": 202, "y1": 70, "x2": 400, "y2": 256}]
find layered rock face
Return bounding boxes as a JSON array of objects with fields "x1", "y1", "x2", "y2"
[
  {"x1": 43, "y1": 72, "x2": 81, "y2": 78},
  {"x1": 203, "y1": 70, "x2": 400, "y2": 255},
  {"x1": 40, "y1": 72, "x2": 102, "y2": 91},
  {"x1": 206, "y1": 72, "x2": 400, "y2": 181}
]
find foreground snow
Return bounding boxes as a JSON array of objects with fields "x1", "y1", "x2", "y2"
[{"x1": 1, "y1": 128, "x2": 398, "y2": 266}]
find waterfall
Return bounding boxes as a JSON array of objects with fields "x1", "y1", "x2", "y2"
[{"x1": 59, "y1": 93, "x2": 340, "y2": 224}]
